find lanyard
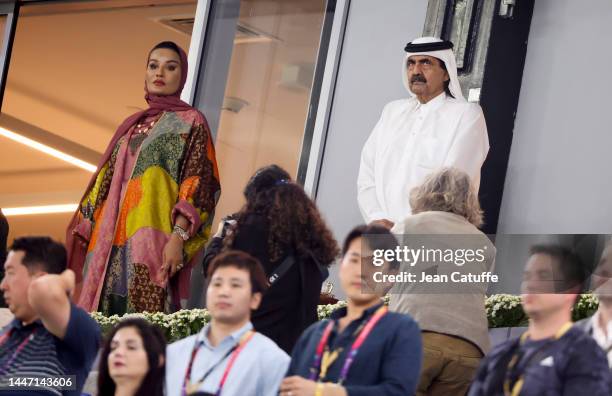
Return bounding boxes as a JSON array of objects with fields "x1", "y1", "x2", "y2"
[
  {"x1": 309, "y1": 305, "x2": 387, "y2": 384},
  {"x1": 0, "y1": 327, "x2": 38, "y2": 375},
  {"x1": 182, "y1": 330, "x2": 255, "y2": 396},
  {"x1": 503, "y1": 322, "x2": 572, "y2": 396}
]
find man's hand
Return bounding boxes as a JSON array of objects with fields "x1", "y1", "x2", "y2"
[
  {"x1": 60, "y1": 269, "x2": 76, "y2": 297},
  {"x1": 370, "y1": 219, "x2": 394, "y2": 230},
  {"x1": 279, "y1": 378, "x2": 347, "y2": 396},
  {"x1": 28, "y1": 270, "x2": 74, "y2": 338},
  {"x1": 279, "y1": 377, "x2": 318, "y2": 396}
]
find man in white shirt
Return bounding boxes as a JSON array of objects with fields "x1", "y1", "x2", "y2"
[
  {"x1": 358, "y1": 37, "x2": 490, "y2": 229},
  {"x1": 165, "y1": 251, "x2": 290, "y2": 396},
  {"x1": 575, "y1": 241, "x2": 612, "y2": 367}
]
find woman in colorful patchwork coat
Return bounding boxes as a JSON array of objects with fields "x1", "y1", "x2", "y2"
[{"x1": 66, "y1": 41, "x2": 220, "y2": 315}]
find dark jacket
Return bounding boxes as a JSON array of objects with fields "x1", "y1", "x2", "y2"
[
  {"x1": 286, "y1": 303, "x2": 422, "y2": 396},
  {"x1": 202, "y1": 213, "x2": 328, "y2": 354},
  {"x1": 573, "y1": 316, "x2": 595, "y2": 335},
  {"x1": 468, "y1": 326, "x2": 611, "y2": 396}
]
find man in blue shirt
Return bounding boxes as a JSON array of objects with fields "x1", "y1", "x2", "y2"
[
  {"x1": 469, "y1": 245, "x2": 611, "y2": 396},
  {"x1": 281, "y1": 225, "x2": 422, "y2": 396},
  {"x1": 0, "y1": 236, "x2": 101, "y2": 396},
  {"x1": 166, "y1": 251, "x2": 290, "y2": 396}
]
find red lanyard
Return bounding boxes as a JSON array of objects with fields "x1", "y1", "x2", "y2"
[
  {"x1": 309, "y1": 305, "x2": 387, "y2": 384},
  {"x1": 0, "y1": 327, "x2": 38, "y2": 375},
  {"x1": 182, "y1": 329, "x2": 255, "y2": 396}
]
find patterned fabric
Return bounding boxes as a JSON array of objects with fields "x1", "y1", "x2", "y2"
[{"x1": 74, "y1": 110, "x2": 220, "y2": 315}]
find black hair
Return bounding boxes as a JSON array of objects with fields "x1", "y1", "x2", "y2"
[
  {"x1": 208, "y1": 250, "x2": 269, "y2": 294},
  {"x1": 342, "y1": 225, "x2": 400, "y2": 270},
  {"x1": 243, "y1": 164, "x2": 291, "y2": 202},
  {"x1": 9, "y1": 236, "x2": 66, "y2": 275},
  {"x1": 150, "y1": 41, "x2": 182, "y2": 58},
  {"x1": 97, "y1": 318, "x2": 166, "y2": 396},
  {"x1": 529, "y1": 244, "x2": 587, "y2": 293},
  {"x1": 227, "y1": 180, "x2": 339, "y2": 266}
]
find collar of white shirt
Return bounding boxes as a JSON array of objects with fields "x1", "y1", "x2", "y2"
[
  {"x1": 591, "y1": 309, "x2": 612, "y2": 348},
  {"x1": 201, "y1": 321, "x2": 253, "y2": 350},
  {"x1": 415, "y1": 91, "x2": 447, "y2": 114}
]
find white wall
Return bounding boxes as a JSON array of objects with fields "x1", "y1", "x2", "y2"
[
  {"x1": 314, "y1": 0, "x2": 427, "y2": 296},
  {"x1": 497, "y1": 0, "x2": 612, "y2": 234}
]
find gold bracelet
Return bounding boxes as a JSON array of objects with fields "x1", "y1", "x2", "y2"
[{"x1": 315, "y1": 383, "x2": 324, "y2": 396}]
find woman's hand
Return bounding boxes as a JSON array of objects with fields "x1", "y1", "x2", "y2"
[{"x1": 161, "y1": 233, "x2": 184, "y2": 283}]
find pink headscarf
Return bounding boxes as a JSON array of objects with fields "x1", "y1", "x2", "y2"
[{"x1": 66, "y1": 42, "x2": 194, "y2": 284}]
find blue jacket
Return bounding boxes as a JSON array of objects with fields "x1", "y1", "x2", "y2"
[
  {"x1": 468, "y1": 326, "x2": 610, "y2": 396},
  {"x1": 286, "y1": 303, "x2": 422, "y2": 396}
]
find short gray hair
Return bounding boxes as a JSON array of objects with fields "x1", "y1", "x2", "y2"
[{"x1": 409, "y1": 167, "x2": 483, "y2": 227}]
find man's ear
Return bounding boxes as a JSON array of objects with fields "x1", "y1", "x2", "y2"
[
  {"x1": 250, "y1": 292, "x2": 262, "y2": 311},
  {"x1": 444, "y1": 71, "x2": 450, "y2": 82},
  {"x1": 158, "y1": 354, "x2": 165, "y2": 368}
]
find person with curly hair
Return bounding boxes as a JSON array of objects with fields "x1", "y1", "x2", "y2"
[{"x1": 203, "y1": 165, "x2": 339, "y2": 353}]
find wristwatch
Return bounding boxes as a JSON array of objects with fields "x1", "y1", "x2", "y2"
[{"x1": 172, "y1": 225, "x2": 190, "y2": 241}]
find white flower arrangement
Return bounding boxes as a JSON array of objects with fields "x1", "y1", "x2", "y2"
[
  {"x1": 572, "y1": 293, "x2": 599, "y2": 321},
  {"x1": 90, "y1": 294, "x2": 600, "y2": 340},
  {"x1": 485, "y1": 294, "x2": 526, "y2": 328}
]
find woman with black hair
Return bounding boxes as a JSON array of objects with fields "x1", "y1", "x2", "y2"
[
  {"x1": 97, "y1": 318, "x2": 166, "y2": 396},
  {"x1": 203, "y1": 164, "x2": 339, "y2": 354}
]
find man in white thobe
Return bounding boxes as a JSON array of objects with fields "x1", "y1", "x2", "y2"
[{"x1": 358, "y1": 37, "x2": 490, "y2": 229}]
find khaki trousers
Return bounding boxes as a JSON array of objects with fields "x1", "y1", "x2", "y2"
[{"x1": 416, "y1": 331, "x2": 483, "y2": 396}]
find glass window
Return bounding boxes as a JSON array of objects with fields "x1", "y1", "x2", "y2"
[
  {"x1": 210, "y1": 0, "x2": 328, "y2": 221},
  {"x1": 0, "y1": 0, "x2": 197, "y2": 241}
]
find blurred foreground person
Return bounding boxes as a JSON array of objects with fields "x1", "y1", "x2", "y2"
[
  {"x1": 0, "y1": 237, "x2": 101, "y2": 396},
  {"x1": 97, "y1": 318, "x2": 166, "y2": 396},
  {"x1": 469, "y1": 245, "x2": 611, "y2": 396},
  {"x1": 575, "y1": 240, "x2": 612, "y2": 367},
  {"x1": 166, "y1": 251, "x2": 289, "y2": 396},
  {"x1": 282, "y1": 225, "x2": 422, "y2": 396}
]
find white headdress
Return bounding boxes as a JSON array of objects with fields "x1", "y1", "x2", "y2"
[{"x1": 402, "y1": 36, "x2": 464, "y2": 101}]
